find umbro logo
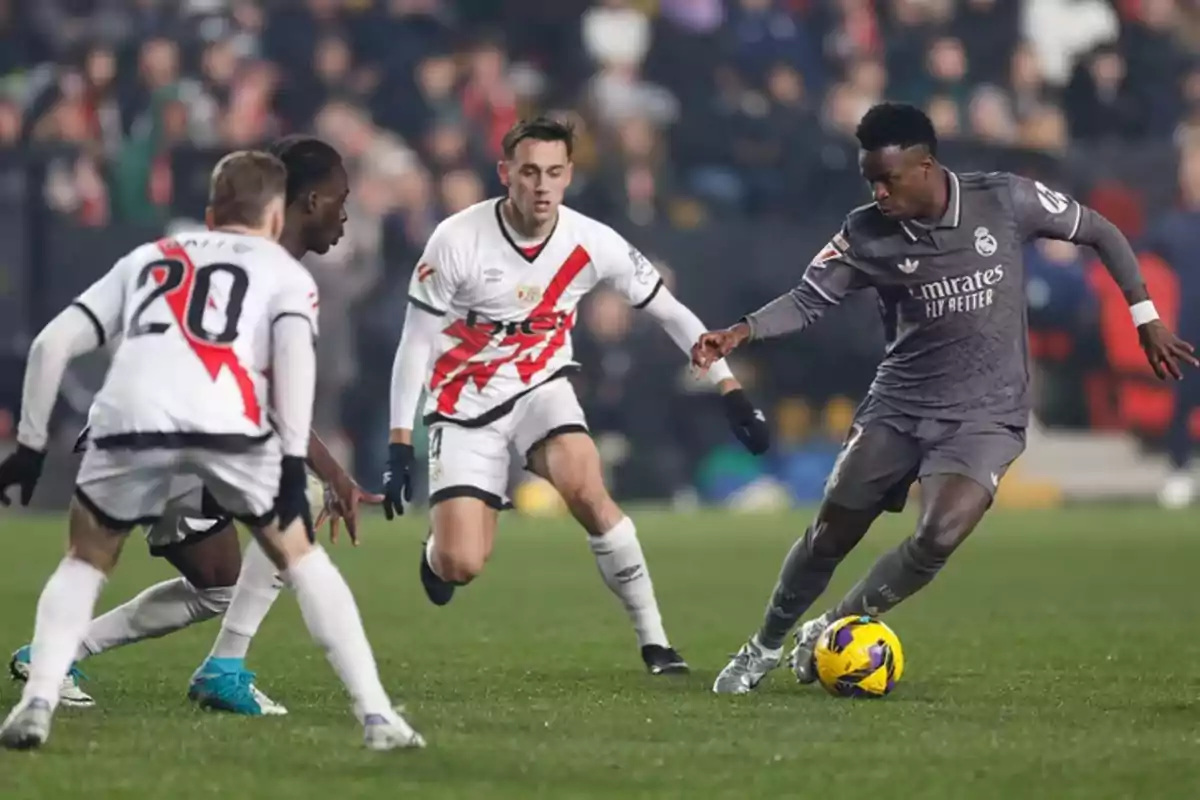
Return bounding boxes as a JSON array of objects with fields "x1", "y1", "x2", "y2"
[
  {"x1": 615, "y1": 565, "x2": 643, "y2": 584},
  {"x1": 898, "y1": 258, "x2": 919, "y2": 274}
]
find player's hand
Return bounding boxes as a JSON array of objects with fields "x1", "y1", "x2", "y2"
[
  {"x1": 692, "y1": 323, "x2": 751, "y2": 371},
  {"x1": 1139, "y1": 320, "x2": 1199, "y2": 381},
  {"x1": 0, "y1": 445, "x2": 46, "y2": 507},
  {"x1": 276, "y1": 456, "x2": 315, "y2": 541},
  {"x1": 326, "y1": 473, "x2": 384, "y2": 547},
  {"x1": 721, "y1": 389, "x2": 771, "y2": 455},
  {"x1": 382, "y1": 443, "x2": 415, "y2": 520}
]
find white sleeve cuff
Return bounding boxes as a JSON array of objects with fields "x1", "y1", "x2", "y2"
[{"x1": 641, "y1": 287, "x2": 735, "y2": 386}]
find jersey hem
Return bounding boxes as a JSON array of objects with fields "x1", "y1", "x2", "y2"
[
  {"x1": 91, "y1": 431, "x2": 274, "y2": 453},
  {"x1": 423, "y1": 366, "x2": 578, "y2": 429}
]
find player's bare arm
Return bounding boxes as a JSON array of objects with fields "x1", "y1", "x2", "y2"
[{"x1": 306, "y1": 432, "x2": 381, "y2": 545}]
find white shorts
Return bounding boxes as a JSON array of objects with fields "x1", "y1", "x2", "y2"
[
  {"x1": 428, "y1": 378, "x2": 588, "y2": 510},
  {"x1": 75, "y1": 439, "x2": 281, "y2": 532}
]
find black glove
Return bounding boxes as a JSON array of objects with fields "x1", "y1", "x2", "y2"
[
  {"x1": 276, "y1": 456, "x2": 314, "y2": 541},
  {"x1": 721, "y1": 389, "x2": 771, "y2": 455},
  {"x1": 0, "y1": 445, "x2": 47, "y2": 507},
  {"x1": 382, "y1": 442, "x2": 415, "y2": 520}
]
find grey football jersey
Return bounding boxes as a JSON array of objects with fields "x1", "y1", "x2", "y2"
[{"x1": 749, "y1": 170, "x2": 1084, "y2": 426}]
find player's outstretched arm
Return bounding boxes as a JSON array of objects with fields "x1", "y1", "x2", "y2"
[
  {"x1": 1074, "y1": 208, "x2": 1198, "y2": 380},
  {"x1": 0, "y1": 306, "x2": 106, "y2": 506},
  {"x1": 382, "y1": 303, "x2": 442, "y2": 519},
  {"x1": 641, "y1": 288, "x2": 770, "y2": 454},
  {"x1": 1010, "y1": 174, "x2": 1198, "y2": 379},
  {"x1": 691, "y1": 258, "x2": 858, "y2": 370}
]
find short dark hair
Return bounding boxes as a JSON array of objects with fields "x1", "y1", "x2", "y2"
[
  {"x1": 208, "y1": 150, "x2": 287, "y2": 227},
  {"x1": 268, "y1": 135, "x2": 343, "y2": 206},
  {"x1": 855, "y1": 102, "x2": 938, "y2": 156},
  {"x1": 501, "y1": 117, "x2": 574, "y2": 160}
]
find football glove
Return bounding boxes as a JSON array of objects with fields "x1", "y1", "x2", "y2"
[
  {"x1": 721, "y1": 389, "x2": 771, "y2": 455},
  {"x1": 0, "y1": 444, "x2": 47, "y2": 507},
  {"x1": 276, "y1": 455, "x2": 315, "y2": 541},
  {"x1": 382, "y1": 443, "x2": 415, "y2": 520}
]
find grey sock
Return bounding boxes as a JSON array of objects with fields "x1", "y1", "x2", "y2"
[
  {"x1": 757, "y1": 527, "x2": 844, "y2": 651},
  {"x1": 830, "y1": 536, "x2": 946, "y2": 620}
]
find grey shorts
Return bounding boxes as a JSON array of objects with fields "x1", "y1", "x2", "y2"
[{"x1": 824, "y1": 395, "x2": 1026, "y2": 513}]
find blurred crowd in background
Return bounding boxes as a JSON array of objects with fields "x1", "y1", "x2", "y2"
[{"x1": 4, "y1": 0, "x2": 1200, "y2": 507}]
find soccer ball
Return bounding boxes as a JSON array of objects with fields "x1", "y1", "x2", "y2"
[
  {"x1": 307, "y1": 471, "x2": 332, "y2": 526},
  {"x1": 812, "y1": 615, "x2": 905, "y2": 698}
]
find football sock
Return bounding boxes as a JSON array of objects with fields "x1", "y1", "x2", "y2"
[
  {"x1": 284, "y1": 547, "x2": 392, "y2": 718},
  {"x1": 588, "y1": 517, "x2": 669, "y2": 648},
  {"x1": 78, "y1": 579, "x2": 231, "y2": 660},
  {"x1": 205, "y1": 540, "x2": 283, "y2": 663},
  {"x1": 24, "y1": 558, "x2": 106, "y2": 710},
  {"x1": 829, "y1": 536, "x2": 947, "y2": 619},
  {"x1": 757, "y1": 526, "x2": 843, "y2": 651}
]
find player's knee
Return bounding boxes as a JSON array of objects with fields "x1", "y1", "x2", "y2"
[
  {"x1": 912, "y1": 512, "x2": 970, "y2": 559},
  {"x1": 434, "y1": 548, "x2": 486, "y2": 584},
  {"x1": 808, "y1": 502, "x2": 874, "y2": 559}
]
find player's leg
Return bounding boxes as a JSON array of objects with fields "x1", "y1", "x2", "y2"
[
  {"x1": 419, "y1": 422, "x2": 507, "y2": 606},
  {"x1": 520, "y1": 380, "x2": 684, "y2": 675},
  {"x1": 199, "y1": 445, "x2": 423, "y2": 750},
  {"x1": 9, "y1": 514, "x2": 238, "y2": 708},
  {"x1": 713, "y1": 409, "x2": 923, "y2": 694},
  {"x1": 188, "y1": 534, "x2": 287, "y2": 716},
  {"x1": 823, "y1": 422, "x2": 1026, "y2": 623},
  {"x1": 1, "y1": 449, "x2": 172, "y2": 750}
]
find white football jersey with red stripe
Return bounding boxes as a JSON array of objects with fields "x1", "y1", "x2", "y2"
[
  {"x1": 408, "y1": 199, "x2": 663, "y2": 424},
  {"x1": 75, "y1": 232, "x2": 318, "y2": 444}
]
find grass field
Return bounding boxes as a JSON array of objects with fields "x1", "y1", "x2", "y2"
[{"x1": 1, "y1": 506, "x2": 1199, "y2": 798}]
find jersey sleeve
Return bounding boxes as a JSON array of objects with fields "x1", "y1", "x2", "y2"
[
  {"x1": 744, "y1": 227, "x2": 872, "y2": 340},
  {"x1": 802, "y1": 229, "x2": 873, "y2": 303},
  {"x1": 407, "y1": 225, "x2": 462, "y2": 316},
  {"x1": 73, "y1": 254, "x2": 135, "y2": 346},
  {"x1": 1007, "y1": 173, "x2": 1083, "y2": 242},
  {"x1": 594, "y1": 226, "x2": 663, "y2": 309},
  {"x1": 270, "y1": 257, "x2": 320, "y2": 338}
]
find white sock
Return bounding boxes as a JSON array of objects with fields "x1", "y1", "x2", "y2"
[
  {"x1": 78, "y1": 578, "x2": 230, "y2": 660},
  {"x1": 588, "y1": 517, "x2": 669, "y2": 648},
  {"x1": 206, "y1": 540, "x2": 282, "y2": 662},
  {"x1": 24, "y1": 558, "x2": 107, "y2": 710},
  {"x1": 284, "y1": 547, "x2": 392, "y2": 719}
]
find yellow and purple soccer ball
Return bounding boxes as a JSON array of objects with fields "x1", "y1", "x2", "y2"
[{"x1": 812, "y1": 615, "x2": 905, "y2": 698}]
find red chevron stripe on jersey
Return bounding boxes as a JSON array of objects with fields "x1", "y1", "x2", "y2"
[
  {"x1": 431, "y1": 244, "x2": 591, "y2": 415},
  {"x1": 157, "y1": 239, "x2": 262, "y2": 425}
]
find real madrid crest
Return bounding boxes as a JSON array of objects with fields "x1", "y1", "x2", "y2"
[{"x1": 974, "y1": 226, "x2": 997, "y2": 257}]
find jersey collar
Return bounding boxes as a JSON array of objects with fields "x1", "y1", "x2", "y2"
[
  {"x1": 494, "y1": 198, "x2": 559, "y2": 263},
  {"x1": 898, "y1": 169, "x2": 961, "y2": 242}
]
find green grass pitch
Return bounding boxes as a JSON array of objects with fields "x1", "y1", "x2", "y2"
[{"x1": 1, "y1": 506, "x2": 1199, "y2": 798}]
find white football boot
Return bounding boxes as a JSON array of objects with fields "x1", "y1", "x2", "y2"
[
  {"x1": 1158, "y1": 472, "x2": 1194, "y2": 510},
  {"x1": 712, "y1": 635, "x2": 783, "y2": 694},
  {"x1": 9, "y1": 647, "x2": 94, "y2": 708},
  {"x1": 788, "y1": 612, "x2": 833, "y2": 684},
  {"x1": 0, "y1": 697, "x2": 54, "y2": 750},
  {"x1": 363, "y1": 706, "x2": 426, "y2": 751}
]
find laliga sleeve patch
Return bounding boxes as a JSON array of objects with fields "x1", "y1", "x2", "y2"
[
  {"x1": 1034, "y1": 181, "x2": 1070, "y2": 215},
  {"x1": 628, "y1": 246, "x2": 655, "y2": 285}
]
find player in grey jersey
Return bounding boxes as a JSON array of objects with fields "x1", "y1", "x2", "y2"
[{"x1": 697, "y1": 102, "x2": 1198, "y2": 695}]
